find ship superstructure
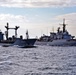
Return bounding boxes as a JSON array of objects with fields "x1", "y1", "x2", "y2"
[{"x1": 50, "y1": 19, "x2": 74, "y2": 41}]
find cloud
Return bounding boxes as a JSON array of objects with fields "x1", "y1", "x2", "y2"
[
  {"x1": 0, "y1": 13, "x2": 47, "y2": 30},
  {"x1": 0, "y1": 13, "x2": 29, "y2": 23},
  {"x1": 0, "y1": 0, "x2": 76, "y2": 8}
]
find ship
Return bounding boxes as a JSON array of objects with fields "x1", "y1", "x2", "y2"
[
  {"x1": 0, "y1": 23, "x2": 37, "y2": 48},
  {"x1": 36, "y1": 19, "x2": 76, "y2": 46}
]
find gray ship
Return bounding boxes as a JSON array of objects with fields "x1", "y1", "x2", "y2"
[{"x1": 36, "y1": 19, "x2": 76, "y2": 46}]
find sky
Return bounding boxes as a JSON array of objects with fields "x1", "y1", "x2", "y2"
[{"x1": 0, "y1": 0, "x2": 76, "y2": 39}]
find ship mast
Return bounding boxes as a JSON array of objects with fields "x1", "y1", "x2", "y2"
[
  {"x1": 26, "y1": 30, "x2": 29, "y2": 39},
  {"x1": 5, "y1": 22, "x2": 19, "y2": 40},
  {"x1": 60, "y1": 19, "x2": 67, "y2": 33}
]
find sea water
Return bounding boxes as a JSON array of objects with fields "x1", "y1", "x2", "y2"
[{"x1": 0, "y1": 45, "x2": 76, "y2": 75}]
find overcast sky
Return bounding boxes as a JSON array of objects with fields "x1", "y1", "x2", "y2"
[{"x1": 0, "y1": 0, "x2": 76, "y2": 38}]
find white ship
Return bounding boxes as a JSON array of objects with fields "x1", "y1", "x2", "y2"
[{"x1": 36, "y1": 19, "x2": 76, "y2": 46}]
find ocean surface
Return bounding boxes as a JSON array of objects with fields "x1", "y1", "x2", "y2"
[{"x1": 0, "y1": 45, "x2": 76, "y2": 75}]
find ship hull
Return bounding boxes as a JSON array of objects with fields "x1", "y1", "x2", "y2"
[
  {"x1": 36, "y1": 39, "x2": 76, "y2": 46},
  {"x1": 13, "y1": 38, "x2": 37, "y2": 48}
]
